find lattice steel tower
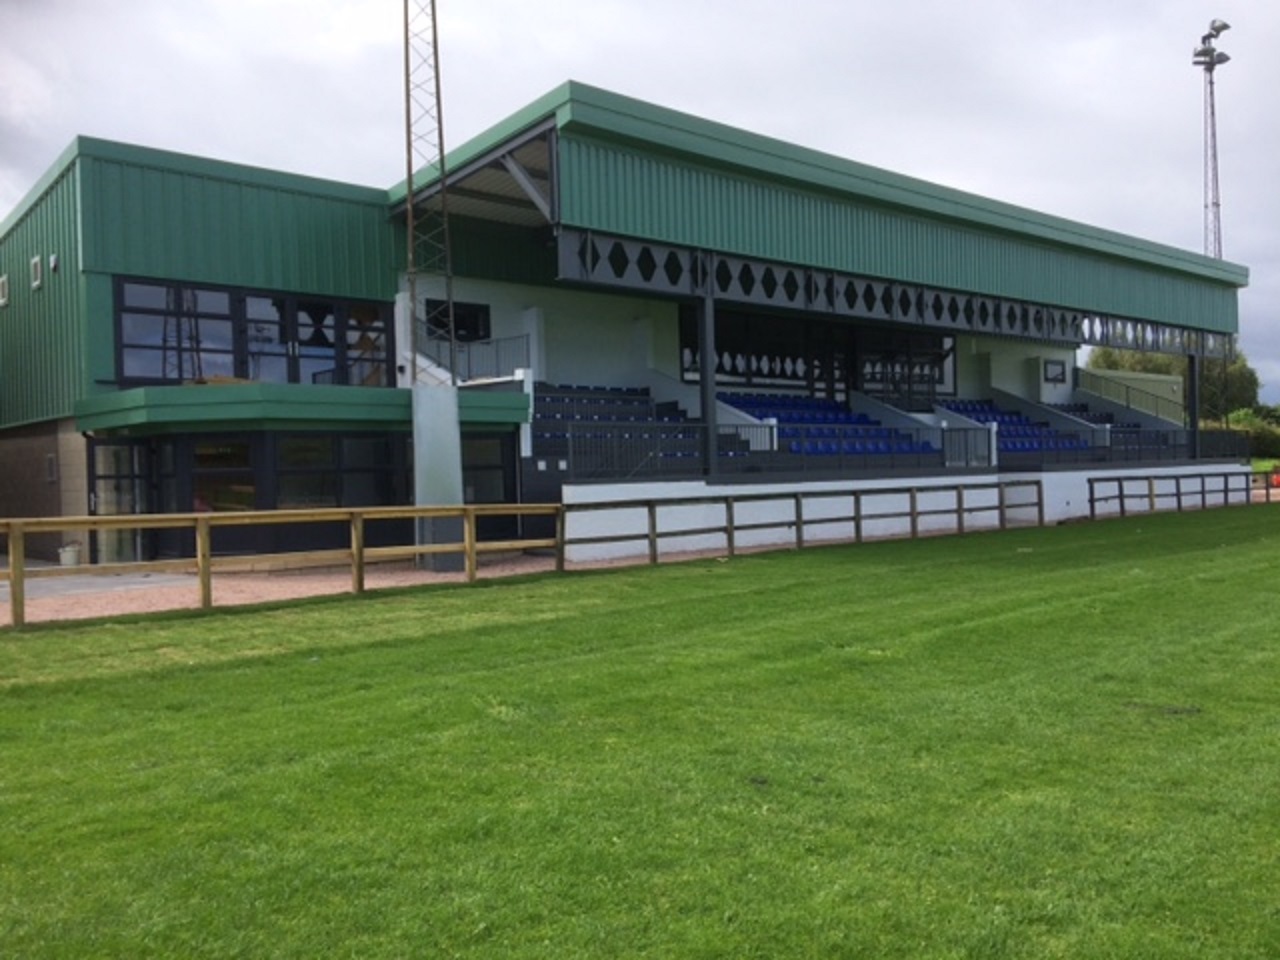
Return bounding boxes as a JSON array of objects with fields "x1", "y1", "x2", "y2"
[{"x1": 403, "y1": 0, "x2": 456, "y2": 383}]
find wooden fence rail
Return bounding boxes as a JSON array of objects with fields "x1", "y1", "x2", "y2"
[
  {"x1": 0, "y1": 504, "x2": 562, "y2": 629},
  {"x1": 1087, "y1": 470, "x2": 1269, "y2": 519}
]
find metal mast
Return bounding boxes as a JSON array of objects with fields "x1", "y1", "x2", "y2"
[
  {"x1": 1193, "y1": 19, "x2": 1230, "y2": 259},
  {"x1": 403, "y1": 0, "x2": 457, "y2": 384}
]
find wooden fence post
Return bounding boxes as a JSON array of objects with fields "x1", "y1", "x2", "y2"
[
  {"x1": 555, "y1": 507, "x2": 566, "y2": 573},
  {"x1": 196, "y1": 517, "x2": 212, "y2": 610},
  {"x1": 9, "y1": 523, "x2": 25, "y2": 629},
  {"x1": 725, "y1": 498, "x2": 736, "y2": 558},
  {"x1": 463, "y1": 508, "x2": 478, "y2": 583},
  {"x1": 350, "y1": 513, "x2": 365, "y2": 594}
]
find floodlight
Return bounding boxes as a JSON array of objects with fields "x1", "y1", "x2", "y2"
[{"x1": 1207, "y1": 19, "x2": 1230, "y2": 38}]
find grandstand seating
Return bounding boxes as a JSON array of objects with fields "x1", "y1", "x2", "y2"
[
  {"x1": 720, "y1": 391, "x2": 936, "y2": 457},
  {"x1": 942, "y1": 399, "x2": 1090, "y2": 454},
  {"x1": 1050, "y1": 402, "x2": 1142, "y2": 430},
  {"x1": 531, "y1": 383, "x2": 710, "y2": 462}
]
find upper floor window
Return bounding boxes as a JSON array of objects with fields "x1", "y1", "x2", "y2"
[
  {"x1": 116, "y1": 279, "x2": 393, "y2": 387},
  {"x1": 425, "y1": 299, "x2": 491, "y2": 342}
]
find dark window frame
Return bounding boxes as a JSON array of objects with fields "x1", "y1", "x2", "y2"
[
  {"x1": 425, "y1": 299, "x2": 491, "y2": 343},
  {"x1": 113, "y1": 277, "x2": 395, "y2": 388}
]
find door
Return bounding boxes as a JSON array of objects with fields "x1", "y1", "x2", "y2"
[
  {"x1": 87, "y1": 439, "x2": 156, "y2": 563},
  {"x1": 462, "y1": 432, "x2": 519, "y2": 541}
]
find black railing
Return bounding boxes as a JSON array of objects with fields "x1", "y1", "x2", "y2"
[
  {"x1": 536, "y1": 422, "x2": 963, "y2": 481},
  {"x1": 419, "y1": 331, "x2": 530, "y2": 382},
  {"x1": 530, "y1": 420, "x2": 1247, "y2": 483}
]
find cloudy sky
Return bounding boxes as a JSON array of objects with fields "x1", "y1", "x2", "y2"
[{"x1": 4, "y1": 0, "x2": 1277, "y2": 398}]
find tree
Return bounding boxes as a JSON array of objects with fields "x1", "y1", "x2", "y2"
[{"x1": 1086, "y1": 347, "x2": 1260, "y2": 422}]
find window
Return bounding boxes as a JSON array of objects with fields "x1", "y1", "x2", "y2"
[
  {"x1": 425, "y1": 299, "x2": 491, "y2": 342},
  {"x1": 115, "y1": 279, "x2": 392, "y2": 387},
  {"x1": 30, "y1": 256, "x2": 42, "y2": 290},
  {"x1": 0, "y1": 274, "x2": 8, "y2": 306}
]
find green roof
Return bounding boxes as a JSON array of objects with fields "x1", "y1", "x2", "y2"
[{"x1": 405, "y1": 81, "x2": 1246, "y2": 291}]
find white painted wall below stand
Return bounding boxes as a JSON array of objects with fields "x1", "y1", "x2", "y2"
[
  {"x1": 560, "y1": 463, "x2": 1251, "y2": 564},
  {"x1": 955, "y1": 335, "x2": 1076, "y2": 405},
  {"x1": 413, "y1": 275, "x2": 679, "y2": 387}
]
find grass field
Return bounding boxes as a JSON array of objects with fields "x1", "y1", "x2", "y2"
[{"x1": 3, "y1": 508, "x2": 1279, "y2": 958}]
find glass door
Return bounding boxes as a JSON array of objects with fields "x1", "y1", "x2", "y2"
[{"x1": 88, "y1": 439, "x2": 155, "y2": 563}]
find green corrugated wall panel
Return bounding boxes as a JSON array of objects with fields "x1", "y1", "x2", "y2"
[
  {"x1": 0, "y1": 160, "x2": 85, "y2": 427},
  {"x1": 79, "y1": 151, "x2": 398, "y2": 301},
  {"x1": 558, "y1": 135, "x2": 1238, "y2": 333},
  {"x1": 450, "y1": 216, "x2": 557, "y2": 285}
]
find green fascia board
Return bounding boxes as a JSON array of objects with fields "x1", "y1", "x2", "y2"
[
  {"x1": 401, "y1": 81, "x2": 1246, "y2": 290},
  {"x1": 75, "y1": 384, "x2": 412, "y2": 434},
  {"x1": 74, "y1": 383, "x2": 528, "y2": 434},
  {"x1": 457, "y1": 389, "x2": 530, "y2": 424}
]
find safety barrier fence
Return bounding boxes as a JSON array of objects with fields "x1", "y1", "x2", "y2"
[
  {"x1": 561, "y1": 479, "x2": 1044, "y2": 565},
  {"x1": 1087, "y1": 469, "x2": 1278, "y2": 519}
]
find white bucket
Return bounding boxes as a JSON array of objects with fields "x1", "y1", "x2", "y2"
[{"x1": 58, "y1": 544, "x2": 82, "y2": 567}]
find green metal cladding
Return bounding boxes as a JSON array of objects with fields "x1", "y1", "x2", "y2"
[
  {"x1": 0, "y1": 137, "x2": 402, "y2": 431},
  {"x1": 75, "y1": 138, "x2": 399, "y2": 300},
  {"x1": 557, "y1": 134, "x2": 1240, "y2": 331},
  {"x1": 0, "y1": 159, "x2": 85, "y2": 428}
]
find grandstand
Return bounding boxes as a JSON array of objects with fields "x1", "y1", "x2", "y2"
[{"x1": 0, "y1": 81, "x2": 1250, "y2": 562}]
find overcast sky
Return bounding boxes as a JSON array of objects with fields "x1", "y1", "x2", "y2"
[{"x1": 4, "y1": 0, "x2": 1277, "y2": 399}]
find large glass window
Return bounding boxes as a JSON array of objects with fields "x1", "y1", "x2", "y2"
[
  {"x1": 193, "y1": 440, "x2": 256, "y2": 512},
  {"x1": 245, "y1": 296, "x2": 290, "y2": 382},
  {"x1": 119, "y1": 284, "x2": 236, "y2": 382},
  {"x1": 346, "y1": 303, "x2": 390, "y2": 386},
  {"x1": 115, "y1": 279, "x2": 393, "y2": 387}
]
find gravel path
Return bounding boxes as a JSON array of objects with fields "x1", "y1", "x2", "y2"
[{"x1": 0, "y1": 554, "x2": 560, "y2": 627}]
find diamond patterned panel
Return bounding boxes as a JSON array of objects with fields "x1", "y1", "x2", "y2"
[{"x1": 559, "y1": 227, "x2": 1219, "y2": 356}]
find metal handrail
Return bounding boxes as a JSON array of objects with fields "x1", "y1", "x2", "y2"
[
  {"x1": 418, "y1": 331, "x2": 530, "y2": 382},
  {"x1": 1078, "y1": 369, "x2": 1185, "y2": 424}
]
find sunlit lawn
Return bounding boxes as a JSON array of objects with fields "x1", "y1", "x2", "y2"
[{"x1": 2, "y1": 508, "x2": 1279, "y2": 958}]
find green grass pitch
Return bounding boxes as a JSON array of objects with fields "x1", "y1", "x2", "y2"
[{"x1": 3, "y1": 507, "x2": 1279, "y2": 958}]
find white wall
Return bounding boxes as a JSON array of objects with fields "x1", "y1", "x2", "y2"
[
  {"x1": 954, "y1": 335, "x2": 1077, "y2": 404},
  {"x1": 560, "y1": 463, "x2": 1251, "y2": 563},
  {"x1": 415, "y1": 276, "x2": 679, "y2": 388}
]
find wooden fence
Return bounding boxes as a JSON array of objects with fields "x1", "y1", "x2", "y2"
[
  {"x1": 1087, "y1": 470, "x2": 1271, "y2": 518},
  {"x1": 1, "y1": 504, "x2": 562, "y2": 629},
  {"x1": 11, "y1": 470, "x2": 1277, "y2": 629}
]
